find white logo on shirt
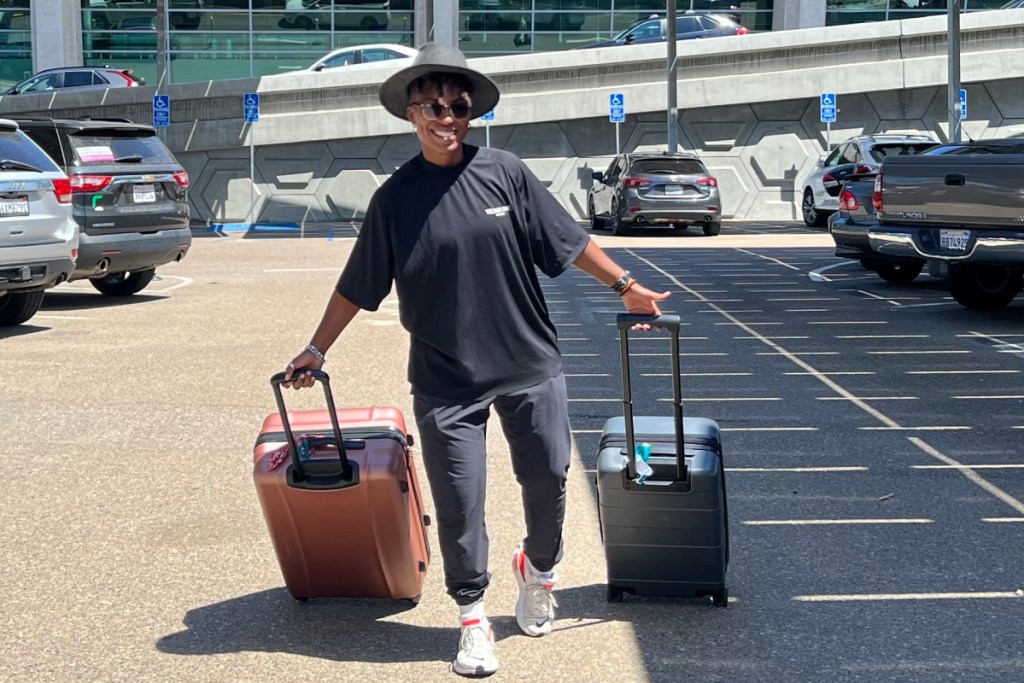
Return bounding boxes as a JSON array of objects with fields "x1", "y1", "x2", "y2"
[{"x1": 485, "y1": 205, "x2": 511, "y2": 217}]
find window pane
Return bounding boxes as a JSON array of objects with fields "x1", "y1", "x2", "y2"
[
  {"x1": 630, "y1": 158, "x2": 707, "y2": 175},
  {"x1": 67, "y1": 132, "x2": 176, "y2": 166}
]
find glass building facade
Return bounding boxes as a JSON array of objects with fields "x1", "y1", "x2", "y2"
[
  {"x1": 0, "y1": 0, "x2": 32, "y2": 92},
  {"x1": 0, "y1": 0, "x2": 1004, "y2": 90}
]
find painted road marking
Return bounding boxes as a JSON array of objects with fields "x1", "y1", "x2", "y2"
[
  {"x1": 643, "y1": 372, "x2": 752, "y2": 377},
  {"x1": 984, "y1": 518, "x2": 1024, "y2": 523},
  {"x1": 758, "y1": 351, "x2": 838, "y2": 356},
  {"x1": 721, "y1": 427, "x2": 818, "y2": 432},
  {"x1": 735, "y1": 336, "x2": 810, "y2": 340},
  {"x1": 953, "y1": 395, "x2": 1024, "y2": 400},
  {"x1": 786, "y1": 371, "x2": 875, "y2": 375},
  {"x1": 869, "y1": 350, "x2": 970, "y2": 355},
  {"x1": 264, "y1": 267, "x2": 340, "y2": 272},
  {"x1": 793, "y1": 591, "x2": 1022, "y2": 602},
  {"x1": 768, "y1": 297, "x2": 840, "y2": 302},
  {"x1": 837, "y1": 334, "x2": 930, "y2": 339},
  {"x1": 784, "y1": 308, "x2": 830, "y2": 313},
  {"x1": 856, "y1": 289, "x2": 903, "y2": 306},
  {"x1": 728, "y1": 466, "x2": 866, "y2": 473},
  {"x1": 807, "y1": 261, "x2": 858, "y2": 282},
  {"x1": 744, "y1": 519, "x2": 933, "y2": 526},
  {"x1": 914, "y1": 464, "x2": 1024, "y2": 469},
  {"x1": 658, "y1": 397, "x2": 782, "y2": 402},
  {"x1": 818, "y1": 396, "x2": 918, "y2": 401},
  {"x1": 33, "y1": 315, "x2": 93, "y2": 321},
  {"x1": 861, "y1": 426, "x2": 971, "y2": 431},
  {"x1": 809, "y1": 321, "x2": 888, "y2": 325},
  {"x1": 908, "y1": 370, "x2": 1019, "y2": 375}
]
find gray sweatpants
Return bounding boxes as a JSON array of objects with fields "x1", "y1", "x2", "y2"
[{"x1": 413, "y1": 373, "x2": 571, "y2": 606}]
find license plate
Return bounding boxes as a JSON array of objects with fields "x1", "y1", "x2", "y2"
[
  {"x1": 133, "y1": 184, "x2": 156, "y2": 203},
  {"x1": 940, "y1": 229, "x2": 970, "y2": 252},
  {"x1": 664, "y1": 185, "x2": 683, "y2": 196},
  {"x1": 0, "y1": 196, "x2": 29, "y2": 217}
]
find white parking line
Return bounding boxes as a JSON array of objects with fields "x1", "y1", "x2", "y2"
[
  {"x1": 728, "y1": 466, "x2": 866, "y2": 473},
  {"x1": 856, "y1": 289, "x2": 903, "y2": 306},
  {"x1": 698, "y1": 309, "x2": 764, "y2": 313},
  {"x1": 807, "y1": 261, "x2": 858, "y2": 282},
  {"x1": 564, "y1": 373, "x2": 609, "y2": 377},
  {"x1": 913, "y1": 464, "x2": 1024, "y2": 469},
  {"x1": 786, "y1": 371, "x2": 875, "y2": 376},
  {"x1": 568, "y1": 398, "x2": 619, "y2": 402},
  {"x1": 768, "y1": 297, "x2": 841, "y2": 302},
  {"x1": 643, "y1": 372, "x2": 752, "y2": 377},
  {"x1": 33, "y1": 315, "x2": 93, "y2": 321},
  {"x1": 721, "y1": 427, "x2": 818, "y2": 432},
  {"x1": 735, "y1": 336, "x2": 810, "y2": 340},
  {"x1": 908, "y1": 370, "x2": 1020, "y2": 375},
  {"x1": 953, "y1": 395, "x2": 1024, "y2": 400},
  {"x1": 744, "y1": 519, "x2": 933, "y2": 526},
  {"x1": 818, "y1": 396, "x2": 918, "y2": 401},
  {"x1": 869, "y1": 350, "x2": 970, "y2": 355},
  {"x1": 837, "y1": 335, "x2": 930, "y2": 339},
  {"x1": 793, "y1": 591, "x2": 1022, "y2": 602},
  {"x1": 658, "y1": 397, "x2": 782, "y2": 402},
  {"x1": 784, "y1": 309, "x2": 830, "y2": 313},
  {"x1": 758, "y1": 351, "x2": 839, "y2": 356},
  {"x1": 983, "y1": 518, "x2": 1024, "y2": 523},
  {"x1": 809, "y1": 321, "x2": 888, "y2": 325},
  {"x1": 155, "y1": 275, "x2": 194, "y2": 292},
  {"x1": 861, "y1": 426, "x2": 971, "y2": 431}
]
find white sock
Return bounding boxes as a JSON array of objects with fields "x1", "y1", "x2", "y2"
[
  {"x1": 458, "y1": 598, "x2": 487, "y2": 624},
  {"x1": 527, "y1": 556, "x2": 557, "y2": 583}
]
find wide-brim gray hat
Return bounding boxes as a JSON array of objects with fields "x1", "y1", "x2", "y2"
[{"x1": 379, "y1": 43, "x2": 500, "y2": 121}]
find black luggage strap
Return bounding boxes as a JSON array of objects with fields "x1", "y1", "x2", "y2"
[{"x1": 617, "y1": 314, "x2": 687, "y2": 481}]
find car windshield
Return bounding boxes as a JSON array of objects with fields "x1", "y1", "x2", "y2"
[
  {"x1": 868, "y1": 142, "x2": 935, "y2": 161},
  {"x1": 0, "y1": 130, "x2": 61, "y2": 172},
  {"x1": 630, "y1": 158, "x2": 706, "y2": 175},
  {"x1": 68, "y1": 131, "x2": 177, "y2": 166}
]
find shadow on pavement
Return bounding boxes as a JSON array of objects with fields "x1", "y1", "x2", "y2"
[
  {"x1": 41, "y1": 292, "x2": 165, "y2": 311},
  {"x1": 156, "y1": 588, "x2": 450, "y2": 664},
  {"x1": 0, "y1": 324, "x2": 49, "y2": 338}
]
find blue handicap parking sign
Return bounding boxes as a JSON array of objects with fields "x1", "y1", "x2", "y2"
[
  {"x1": 481, "y1": 110, "x2": 495, "y2": 121},
  {"x1": 152, "y1": 94, "x2": 170, "y2": 127},
  {"x1": 609, "y1": 93, "x2": 625, "y2": 123},
  {"x1": 959, "y1": 88, "x2": 967, "y2": 119},
  {"x1": 819, "y1": 92, "x2": 837, "y2": 123},
  {"x1": 244, "y1": 93, "x2": 260, "y2": 123},
  {"x1": 610, "y1": 93, "x2": 624, "y2": 108}
]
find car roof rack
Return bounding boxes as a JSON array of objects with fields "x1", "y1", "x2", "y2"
[{"x1": 76, "y1": 116, "x2": 135, "y2": 123}]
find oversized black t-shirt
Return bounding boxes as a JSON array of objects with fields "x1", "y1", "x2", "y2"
[{"x1": 336, "y1": 145, "x2": 590, "y2": 401}]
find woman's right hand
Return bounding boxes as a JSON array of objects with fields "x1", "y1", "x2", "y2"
[{"x1": 282, "y1": 349, "x2": 324, "y2": 389}]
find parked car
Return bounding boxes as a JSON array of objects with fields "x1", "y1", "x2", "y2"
[
  {"x1": 588, "y1": 153, "x2": 722, "y2": 236},
  {"x1": 3, "y1": 67, "x2": 145, "y2": 96},
  {"x1": 582, "y1": 12, "x2": 748, "y2": 49},
  {"x1": 295, "y1": 43, "x2": 418, "y2": 73},
  {"x1": 278, "y1": 0, "x2": 392, "y2": 31},
  {"x1": 0, "y1": 119, "x2": 77, "y2": 326},
  {"x1": 14, "y1": 117, "x2": 191, "y2": 297},
  {"x1": 799, "y1": 134, "x2": 936, "y2": 227},
  {"x1": 866, "y1": 137, "x2": 1024, "y2": 308},
  {"x1": 463, "y1": 0, "x2": 586, "y2": 32}
]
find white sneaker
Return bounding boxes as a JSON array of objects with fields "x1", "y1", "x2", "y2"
[
  {"x1": 452, "y1": 618, "x2": 499, "y2": 678},
  {"x1": 512, "y1": 544, "x2": 558, "y2": 637}
]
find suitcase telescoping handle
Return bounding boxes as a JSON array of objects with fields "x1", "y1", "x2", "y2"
[
  {"x1": 616, "y1": 313, "x2": 686, "y2": 481},
  {"x1": 269, "y1": 369, "x2": 352, "y2": 482}
]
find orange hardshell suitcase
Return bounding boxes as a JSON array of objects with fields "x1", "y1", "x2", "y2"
[{"x1": 253, "y1": 370, "x2": 430, "y2": 602}]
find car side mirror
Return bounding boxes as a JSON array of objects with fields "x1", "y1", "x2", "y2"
[
  {"x1": 592, "y1": 171, "x2": 603, "y2": 182},
  {"x1": 624, "y1": 34, "x2": 636, "y2": 44},
  {"x1": 817, "y1": 155, "x2": 826, "y2": 168},
  {"x1": 314, "y1": 64, "x2": 324, "y2": 72}
]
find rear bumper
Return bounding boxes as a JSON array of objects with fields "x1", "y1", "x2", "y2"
[
  {"x1": 868, "y1": 226, "x2": 1024, "y2": 264},
  {"x1": 622, "y1": 208, "x2": 720, "y2": 225},
  {"x1": 74, "y1": 228, "x2": 192, "y2": 278},
  {"x1": 0, "y1": 255, "x2": 76, "y2": 293},
  {"x1": 829, "y1": 214, "x2": 921, "y2": 262}
]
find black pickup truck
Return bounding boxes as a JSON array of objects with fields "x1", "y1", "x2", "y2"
[{"x1": 831, "y1": 137, "x2": 1024, "y2": 309}]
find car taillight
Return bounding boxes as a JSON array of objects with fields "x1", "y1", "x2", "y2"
[
  {"x1": 839, "y1": 188, "x2": 859, "y2": 211},
  {"x1": 51, "y1": 178, "x2": 72, "y2": 204},
  {"x1": 736, "y1": 26, "x2": 749, "y2": 35},
  {"x1": 854, "y1": 164, "x2": 874, "y2": 175},
  {"x1": 696, "y1": 177, "x2": 718, "y2": 187},
  {"x1": 822, "y1": 172, "x2": 835, "y2": 183},
  {"x1": 872, "y1": 173, "x2": 883, "y2": 212},
  {"x1": 70, "y1": 175, "x2": 113, "y2": 193},
  {"x1": 623, "y1": 177, "x2": 650, "y2": 188},
  {"x1": 173, "y1": 171, "x2": 190, "y2": 188}
]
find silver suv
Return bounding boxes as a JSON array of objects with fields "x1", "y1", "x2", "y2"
[
  {"x1": 799, "y1": 134, "x2": 936, "y2": 227},
  {"x1": 0, "y1": 119, "x2": 77, "y2": 327}
]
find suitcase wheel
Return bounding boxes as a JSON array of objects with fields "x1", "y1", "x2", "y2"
[
  {"x1": 606, "y1": 585, "x2": 624, "y2": 603},
  {"x1": 408, "y1": 594, "x2": 422, "y2": 605},
  {"x1": 711, "y1": 587, "x2": 728, "y2": 608},
  {"x1": 293, "y1": 596, "x2": 309, "y2": 603}
]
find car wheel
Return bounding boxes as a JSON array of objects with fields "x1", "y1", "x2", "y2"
[
  {"x1": 0, "y1": 290, "x2": 45, "y2": 326},
  {"x1": 874, "y1": 261, "x2": 923, "y2": 284},
  {"x1": 90, "y1": 268, "x2": 156, "y2": 297},
  {"x1": 702, "y1": 222, "x2": 721, "y2": 237},
  {"x1": 802, "y1": 189, "x2": 827, "y2": 228},
  {"x1": 294, "y1": 15, "x2": 314, "y2": 30},
  {"x1": 948, "y1": 265, "x2": 1023, "y2": 309},
  {"x1": 588, "y1": 197, "x2": 602, "y2": 230},
  {"x1": 360, "y1": 16, "x2": 379, "y2": 30}
]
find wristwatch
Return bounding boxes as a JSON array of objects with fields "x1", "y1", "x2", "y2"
[{"x1": 610, "y1": 271, "x2": 633, "y2": 294}]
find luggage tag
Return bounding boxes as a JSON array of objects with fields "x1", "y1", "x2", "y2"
[
  {"x1": 266, "y1": 434, "x2": 317, "y2": 471},
  {"x1": 633, "y1": 442, "x2": 653, "y2": 484}
]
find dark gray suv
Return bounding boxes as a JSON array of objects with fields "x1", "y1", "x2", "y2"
[{"x1": 15, "y1": 117, "x2": 191, "y2": 296}]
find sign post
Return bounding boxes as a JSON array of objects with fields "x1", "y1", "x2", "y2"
[
  {"x1": 819, "y1": 92, "x2": 837, "y2": 152},
  {"x1": 244, "y1": 93, "x2": 260, "y2": 225},
  {"x1": 609, "y1": 93, "x2": 625, "y2": 156},
  {"x1": 481, "y1": 110, "x2": 495, "y2": 148}
]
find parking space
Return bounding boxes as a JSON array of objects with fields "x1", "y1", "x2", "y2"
[{"x1": 3, "y1": 223, "x2": 1023, "y2": 682}]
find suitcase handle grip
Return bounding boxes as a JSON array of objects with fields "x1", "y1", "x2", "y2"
[
  {"x1": 269, "y1": 370, "x2": 353, "y2": 482},
  {"x1": 617, "y1": 314, "x2": 686, "y2": 481}
]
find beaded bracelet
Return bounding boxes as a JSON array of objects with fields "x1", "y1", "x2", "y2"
[{"x1": 618, "y1": 279, "x2": 637, "y2": 297}]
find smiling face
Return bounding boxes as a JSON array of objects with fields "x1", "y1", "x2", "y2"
[{"x1": 407, "y1": 75, "x2": 473, "y2": 168}]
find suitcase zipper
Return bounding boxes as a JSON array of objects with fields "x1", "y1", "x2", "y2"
[{"x1": 254, "y1": 426, "x2": 408, "y2": 449}]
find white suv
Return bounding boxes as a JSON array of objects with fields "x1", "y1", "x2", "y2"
[{"x1": 0, "y1": 119, "x2": 77, "y2": 327}]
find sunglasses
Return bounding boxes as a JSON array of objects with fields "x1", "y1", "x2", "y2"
[{"x1": 412, "y1": 101, "x2": 472, "y2": 121}]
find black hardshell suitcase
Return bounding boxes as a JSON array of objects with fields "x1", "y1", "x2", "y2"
[{"x1": 596, "y1": 314, "x2": 729, "y2": 606}]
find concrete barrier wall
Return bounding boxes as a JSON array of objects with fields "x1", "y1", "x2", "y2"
[{"x1": 3, "y1": 10, "x2": 1024, "y2": 223}]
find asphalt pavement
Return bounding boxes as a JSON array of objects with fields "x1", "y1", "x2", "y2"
[{"x1": 2, "y1": 221, "x2": 1022, "y2": 682}]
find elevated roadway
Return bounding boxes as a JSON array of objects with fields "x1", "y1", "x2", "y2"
[{"x1": 2, "y1": 10, "x2": 1023, "y2": 222}]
